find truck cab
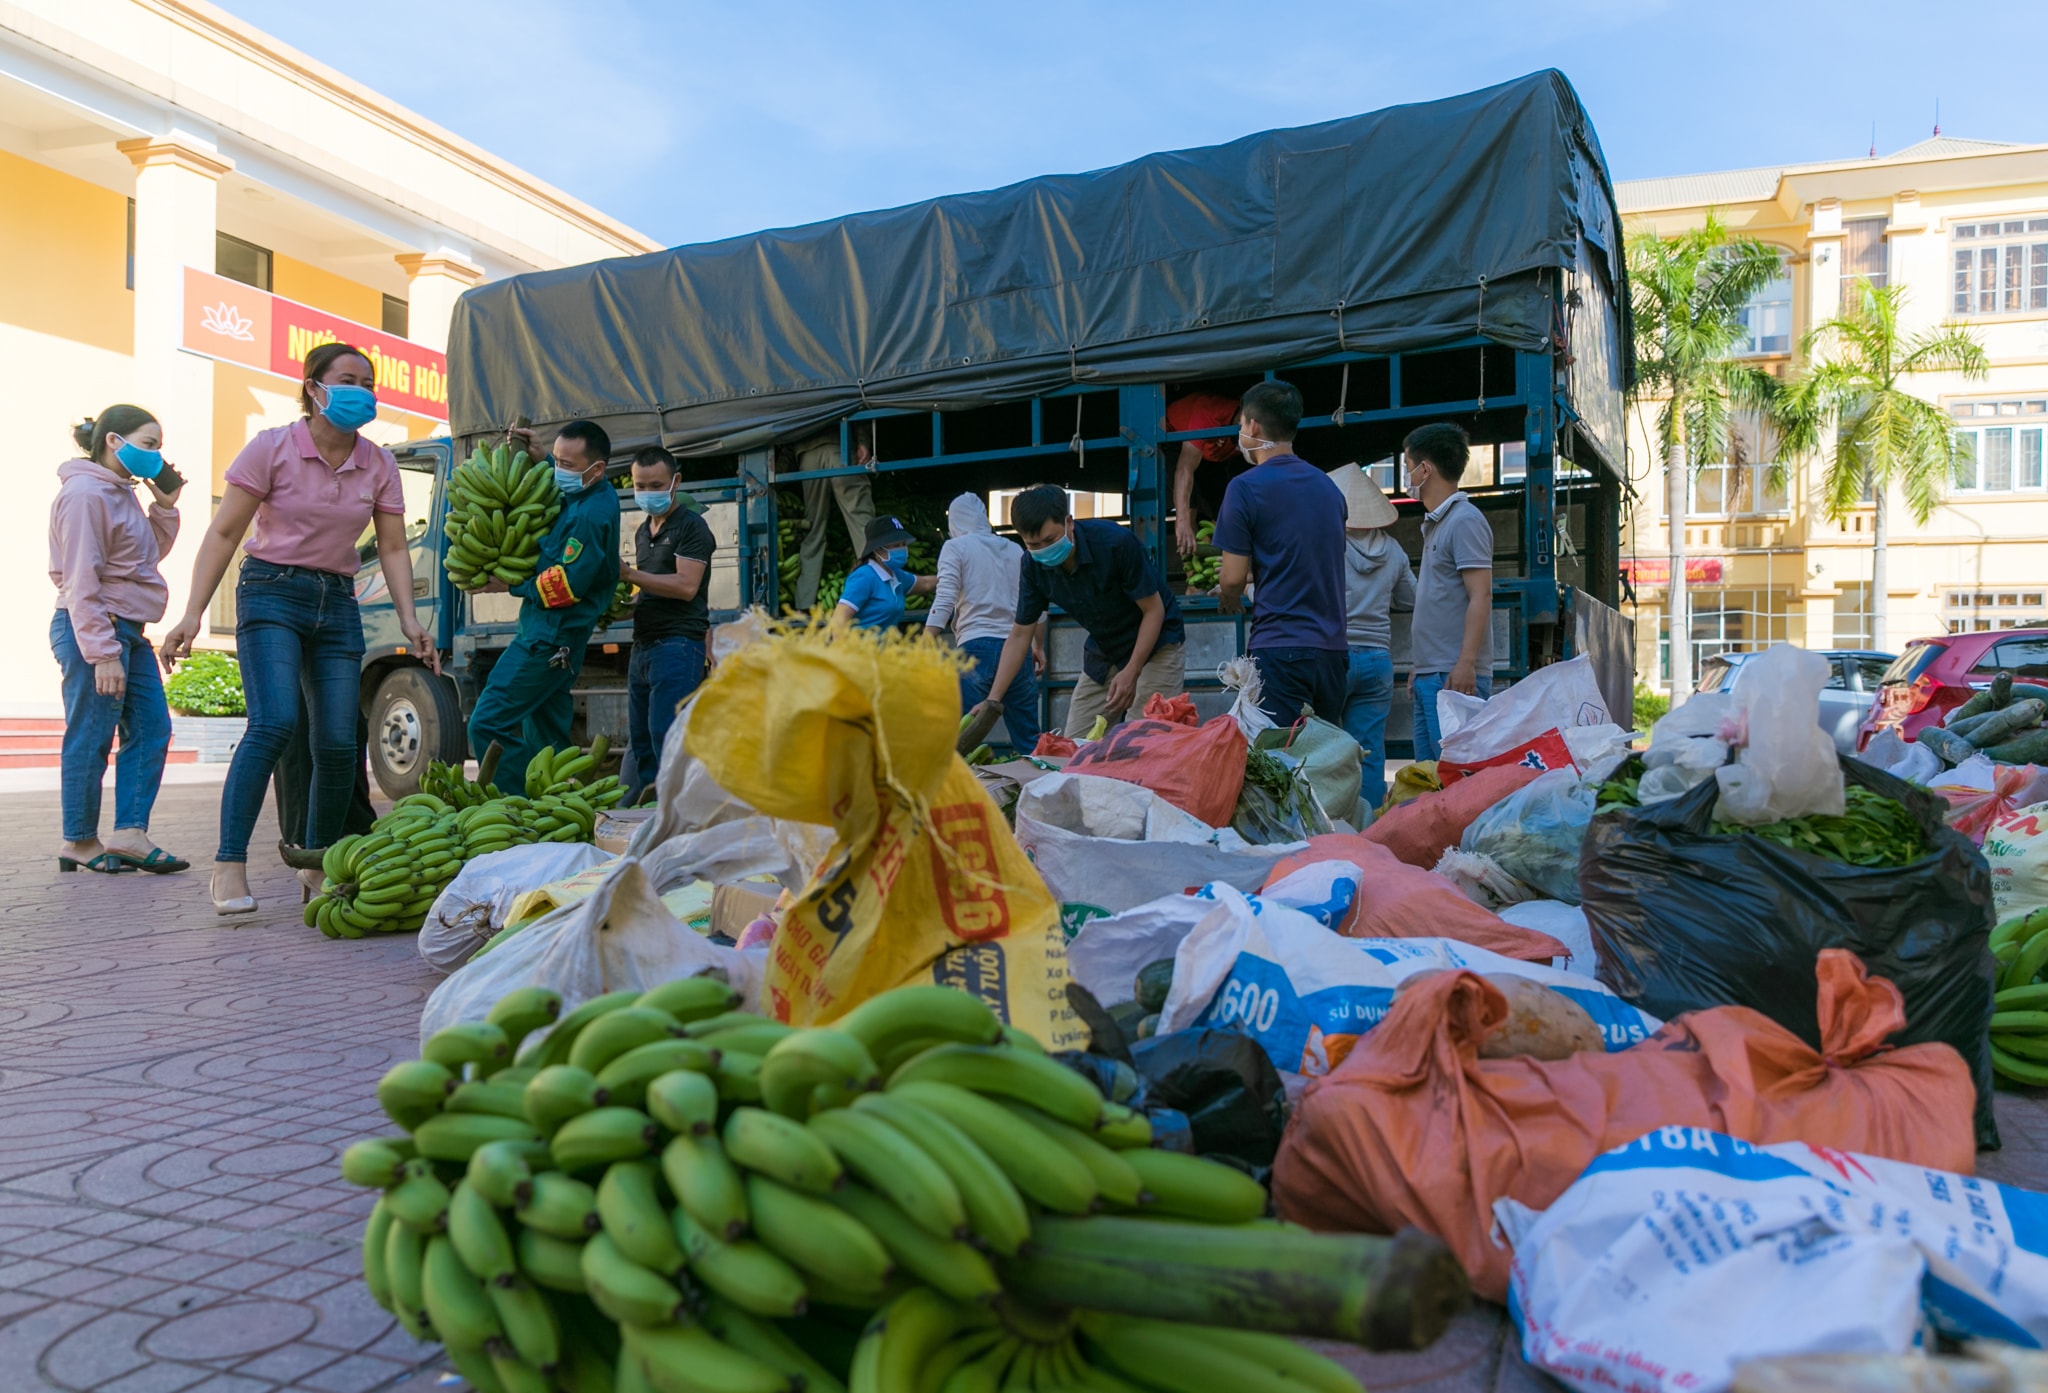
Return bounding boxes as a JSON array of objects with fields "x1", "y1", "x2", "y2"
[{"x1": 353, "y1": 439, "x2": 745, "y2": 796}]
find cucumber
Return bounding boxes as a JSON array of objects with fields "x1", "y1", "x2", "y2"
[
  {"x1": 1949, "y1": 691, "x2": 1996, "y2": 724},
  {"x1": 1967, "y1": 700, "x2": 2046, "y2": 749},
  {"x1": 1949, "y1": 710, "x2": 1999, "y2": 739},
  {"x1": 1134, "y1": 959, "x2": 1176, "y2": 1014},
  {"x1": 1994, "y1": 672, "x2": 2016, "y2": 710},
  {"x1": 1984, "y1": 729, "x2": 2048, "y2": 766},
  {"x1": 1917, "y1": 726, "x2": 1979, "y2": 766}
]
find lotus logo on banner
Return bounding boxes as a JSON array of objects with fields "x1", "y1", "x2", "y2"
[{"x1": 199, "y1": 302, "x2": 257, "y2": 341}]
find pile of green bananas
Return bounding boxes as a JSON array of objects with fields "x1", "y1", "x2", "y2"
[
  {"x1": 526, "y1": 741, "x2": 624, "y2": 809},
  {"x1": 342, "y1": 981, "x2": 1466, "y2": 1392},
  {"x1": 305, "y1": 744, "x2": 621, "y2": 940},
  {"x1": 604, "y1": 583, "x2": 637, "y2": 627},
  {"x1": 776, "y1": 518, "x2": 803, "y2": 611},
  {"x1": 446, "y1": 444, "x2": 564, "y2": 592},
  {"x1": 1990, "y1": 906, "x2": 2048, "y2": 1085},
  {"x1": 1182, "y1": 523, "x2": 1221, "y2": 591}
]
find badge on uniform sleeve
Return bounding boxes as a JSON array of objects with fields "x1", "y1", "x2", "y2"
[{"x1": 562, "y1": 538, "x2": 584, "y2": 564}]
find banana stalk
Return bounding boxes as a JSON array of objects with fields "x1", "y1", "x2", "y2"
[{"x1": 996, "y1": 1216, "x2": 1468, "y2": 1351}]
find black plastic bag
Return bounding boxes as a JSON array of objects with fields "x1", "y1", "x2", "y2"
[
  {"x1": 1580, "y1": 754, "x2": 1999, "y2": 1149},
  {"x1": 1129, "y1": 1029, "x2": 1288, "y2": 1166}
]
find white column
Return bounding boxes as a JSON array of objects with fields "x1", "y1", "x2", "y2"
[
  {"x1": 119, "y1": 135, "x2": 230, "y2": 640},
  {"x1": 395, "y1": 251, "x2": 485, "y2": 354}
]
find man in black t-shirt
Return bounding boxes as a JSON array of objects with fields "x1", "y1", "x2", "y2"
[{"x1": 621, "y1": 446, "x2": 716, "y2": 801}]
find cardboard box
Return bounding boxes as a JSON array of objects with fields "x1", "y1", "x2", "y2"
[
  {"x1": 593, "y1": 808, "x2": 655, "y2": 855},
  {"x1": 711, "y1": 880, "x2": 780, "y2": 939}
]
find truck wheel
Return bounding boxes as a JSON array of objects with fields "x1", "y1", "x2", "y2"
[{"x1": 369, "y1": 665, "x2": 465, "y2": 799}]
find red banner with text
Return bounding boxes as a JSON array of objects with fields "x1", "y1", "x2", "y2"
[
  {"x1": 180, "y1": 266, "x2": 449, "y2": 421},
  {"x1": 1621, "y1": 557, "x2": 1723, "y2": 586}
]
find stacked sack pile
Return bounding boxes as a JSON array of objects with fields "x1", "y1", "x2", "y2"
[{"x1": 343, "y1": 979, "x2": 1469, "y2": 1393}]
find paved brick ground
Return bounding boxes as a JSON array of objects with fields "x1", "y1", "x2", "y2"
[{"x1": 2, "y1": 780, "x2": 2044, "y2": 1392}]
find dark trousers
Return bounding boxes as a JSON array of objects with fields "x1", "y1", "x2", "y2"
[
  {"x1": 627, "y1": 635, "x2": 706, "y2": 799},
  {"x1": 1251, "y1": 647, "x2": 1348, "y2": 729},
  {"x1": 274, "y1": 695, "x2": 377, "y2": 852},
  {"x1": 470, "y1": 634, "x2": 587, "y2": 796}
]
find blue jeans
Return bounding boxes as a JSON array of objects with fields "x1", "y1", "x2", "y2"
[
  {"x1": 1339, "y1": 647, "x2": 1395, "y2": 809},
  {"x1": 958, "y1": 636, "x2": 1040, "y2": 755},
  {"x1": 50, "y1": 610, "x2": 172, "y2": 841},
  {"x1": 1409, "y1": 669, "x2": 1493, "y2": 764},
  {"x1": 628, "y1": 635, "x2": 706, "y2": 797},
  {"x1": 218, "y1": 560, "x2": 364, "y2": 862}
]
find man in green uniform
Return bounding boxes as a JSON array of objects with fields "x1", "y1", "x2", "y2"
[{"x1": 467, "y1": 419, "x2": 621, "y2": 787}]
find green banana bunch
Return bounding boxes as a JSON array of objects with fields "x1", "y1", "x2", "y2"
[
  {"x1": 306, "y1": 795, "x2": 466, "y2": 939},
  {"x1": 603, "y1": 580, "x2": 636, "y2": 626},
  {"x1": 444, "y1": 442, "x2": 562, "y2": 592},
  {"x1": 339, "y1": 980, "x2": 1462, "y2": 1392},
  {"x1": 1992, "y1": 906, "x2": 2048, "y2": 1085}
]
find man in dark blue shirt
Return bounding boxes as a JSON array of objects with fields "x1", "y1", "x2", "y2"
[
  {"x1": 1214, "y1": 380, "x2": 1349, "y2": 726},
  {"x1": 974, "y1": 485, "x2": 1185, "y2": 739}
]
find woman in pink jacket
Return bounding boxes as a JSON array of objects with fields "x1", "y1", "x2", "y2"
[{"x1": 49, "y1": 405, "x2": 188, "y2": 875}]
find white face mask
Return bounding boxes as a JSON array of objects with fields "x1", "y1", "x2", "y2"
[{"x1": 1239, "y1": 432, "x2": 1273, "y2": 458}]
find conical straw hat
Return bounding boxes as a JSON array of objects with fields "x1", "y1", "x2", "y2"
[{"x1": 1327, "y1": 463, "x2": 1398, "y2": 528}]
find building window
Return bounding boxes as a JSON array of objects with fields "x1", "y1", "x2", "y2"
[
  {"x1": 1945, "y1": 587, "x2": 2048, "y2": 634},
  {"x1": 1736, "y1": 253, "x2": 1793, "y2": 355},
  {"x1": 1659, "y1": 587, "x2": 1798, "y2": 679},
  {"x1": 1840, "y1": 217, "x2": 1889, "y2": 310},
  {"x1": 1952, "y1": 401, "x2": 2048, "y2": 492},
  {"x1": 1952, "y1": 218, "x2": 2048, "y2": 316},
  {"x1": 216, "y1": 232, "x2": 272, "y2": 291},
  {"x1": 1688, "y1": 416, "x2": 1786, "y2": 516},
  {"x1": 382, "y1": 294, "x2": 409, "y2": 338},
  {"x1": 1834, "y1": 583, "x2": 1873, "y2": 648},
  {"x1": 125, "y1": 197, "x2": 135, "y2": 290}
]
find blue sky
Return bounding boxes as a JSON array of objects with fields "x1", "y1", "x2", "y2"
[{"x1": 221, "y1": 0, "x2": 2044, "y2": 251}]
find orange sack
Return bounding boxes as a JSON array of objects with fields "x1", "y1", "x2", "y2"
[
  {"x1": 1266, "y1": 836, "x2": 1568, "y2": 963},
  {"x1": 1271, "y1": 949, "x2": 1976, "y2": 1302},
  {"x1": 1061, "y1": 715, "x2": 1247, "y2": 828},
  {"x1": 1361, "y1": 763, "x2": 1544, "y2": 868}
]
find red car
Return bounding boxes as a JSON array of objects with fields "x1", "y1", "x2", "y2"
[{"x1": 1857, "y1": 628, "x2": 2048, "y2": 749}]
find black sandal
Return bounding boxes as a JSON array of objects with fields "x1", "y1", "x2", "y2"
[
  {"x1": 58, "y1": 853, "x2": 134, "y2": 874},
  {"x1": 104, "y1": 848, "x2": 192, "y2": 875}
]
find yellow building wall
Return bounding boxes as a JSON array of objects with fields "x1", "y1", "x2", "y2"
[
  {"x1": 271, "y1": 253, "x2": 386, "y2": 326},
  {"x1": 0, "y1": 149, "x2": 141, "y2": 713}
]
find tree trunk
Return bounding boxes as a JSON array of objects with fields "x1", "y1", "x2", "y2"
[
  {"x1": 1666, "y1": 431, "x2": 1692, "y2": 702},
  {"x1": 1871, "y1": 487, "x2": 1888, "y2": 655}
]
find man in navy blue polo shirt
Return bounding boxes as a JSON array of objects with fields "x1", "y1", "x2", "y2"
[
  {"x1": 973, "y1": 485, "x2": 1185, "y2": 739},
  {"x1": 1214, "y1": 380, "x2": 1349, "y2": 727}
]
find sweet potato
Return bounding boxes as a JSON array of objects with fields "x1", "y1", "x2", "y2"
[{"x1": 1477, "y1": 975, "x2": 1604, "y2": 1060}]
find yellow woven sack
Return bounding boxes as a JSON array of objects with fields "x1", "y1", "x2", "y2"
[{"x1": 687, "y1": 623, "x2": 1085, "y2": 1047}]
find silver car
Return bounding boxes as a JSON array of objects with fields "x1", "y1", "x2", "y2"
[{"x1": 1694, "y1": 650, "x2": 1896, "y2": 754}]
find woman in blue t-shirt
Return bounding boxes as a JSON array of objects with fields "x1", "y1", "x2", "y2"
[{"x1": 833, "y1": 516, "x2": 936, "y2": 628}]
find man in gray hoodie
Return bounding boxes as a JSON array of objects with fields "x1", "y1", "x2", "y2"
[
  {"x1": 1328, "y1": 464, "x2": 1415, "y2": 808},
  {"x1": 925, "y1": 493, "x2": 1043, "y2": 754}
]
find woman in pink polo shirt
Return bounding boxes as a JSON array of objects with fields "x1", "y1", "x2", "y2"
[{"x1": 161, "y1": 343, "x2": 434, "y2": 916}]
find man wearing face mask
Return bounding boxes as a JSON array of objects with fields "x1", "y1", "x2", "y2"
[
  {"x1": 1214, "y1": 380, "x2": 1349, "y2": 726},
  {"x1": 618, "y1": 446, "x2": 714, "y2": 802},
  {"x1": 467, "y1": 419, "x2": 621, "y2": 789},
  {"x1": 974, "y1": 484, "x2": 1184, "y2": 739}
]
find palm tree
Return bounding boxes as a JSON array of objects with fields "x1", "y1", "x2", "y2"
[
  {"x1": 1774, "y1": 282, "x2": 1987, "y2": 655},
  {"x1": 1626, "y1": 214, "x2": 1784, "y2": 702}
]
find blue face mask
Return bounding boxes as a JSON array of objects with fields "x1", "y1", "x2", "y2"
[
  {"x1": 553, "y1": 464, "x2": 588, "y2": 495},
  {"x1": 111, "y1": 436, "x2": 164, "y2": 480},
  {"x1": 1029, "y1": 532, "x2": 1074, "y2": 567},
  {"x1": 635, "y1": 489, "x2": 674, "y2": 516},
  {"x1": 886, "y1": 547, "x2": 909, "y2": 568},
  {"x1": 315, "y1": 383, "x2": 379, "y2": 432}
]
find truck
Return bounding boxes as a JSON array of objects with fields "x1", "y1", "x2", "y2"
[{"x1": 352, "y1": 69, "x2": 1634, "y2": 797}]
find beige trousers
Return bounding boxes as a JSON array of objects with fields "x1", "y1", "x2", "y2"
[{"x1": 1062, "y1": 643, "x2": 1187, "y2": 737}]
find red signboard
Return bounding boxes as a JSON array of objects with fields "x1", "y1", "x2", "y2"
[
  {"x1": 180, "y1": 266, "x2": 448, "y2": 421},
  {"x1": 1621, "y1": 558, "x2": 1723, "y2": 585}
]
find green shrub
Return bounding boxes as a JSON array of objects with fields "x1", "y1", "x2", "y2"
[
  {"x1": 164, "y1": 650, "x2": 246, "y2": 716},
  {"x1": 1632, "y1": 681, "x2": 1669, "y2": 729}
]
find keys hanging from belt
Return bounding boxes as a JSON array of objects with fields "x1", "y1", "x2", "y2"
[{"x1": 548, "y1": 646, "x2": 572, "y2": 670}]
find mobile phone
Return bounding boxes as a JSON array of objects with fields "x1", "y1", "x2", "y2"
[{"x1": 153, "y1": 462, "x2": 185, "y2": 493}]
